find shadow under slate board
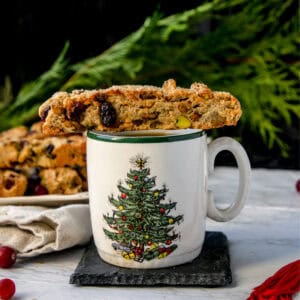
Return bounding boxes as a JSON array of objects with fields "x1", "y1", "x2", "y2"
[{"x1": 70, "y1": 231, "x2": 232, "y2": 287}]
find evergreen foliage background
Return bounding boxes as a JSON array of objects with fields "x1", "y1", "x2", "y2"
[{"x1": 0, "y1": 0, "x2": 299, "y2": 168}]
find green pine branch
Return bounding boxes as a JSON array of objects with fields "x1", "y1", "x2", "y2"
[
  {"x1": 0, "y1": 42, "x2": 70, "y2": 129},
  {"x1": 0, "y1": 0, "x2": 298, "y2": 157}
]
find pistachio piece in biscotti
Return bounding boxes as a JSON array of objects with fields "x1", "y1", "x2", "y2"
[
  {"x1": 0, "y1": 170, "x2": 27, "y2": 197},
  {"x1": 176, "y1": 116, "x2": 192, "y2": 129},
  {"x1": 39, "y1": 79, "x2": 242, "y2": 135}
]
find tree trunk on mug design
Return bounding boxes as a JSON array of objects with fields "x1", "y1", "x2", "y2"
[{"x1": 103, "y1": 154, "x2": 183, "y2": 262}]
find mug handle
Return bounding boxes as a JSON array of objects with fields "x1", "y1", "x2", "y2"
[{"x1": 207, "y1": 137, "x2": 251, "y2": 222}]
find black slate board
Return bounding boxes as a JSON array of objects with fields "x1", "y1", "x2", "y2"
[{"x1": 70, "y1": 231, "x2": 232, "y2": 287}]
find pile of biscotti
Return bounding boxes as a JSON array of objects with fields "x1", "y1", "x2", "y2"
[{"x1": 0, "y1": 122, "x2": 87, "y2": 197}]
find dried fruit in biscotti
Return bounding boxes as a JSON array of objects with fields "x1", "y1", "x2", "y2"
[
  {"x1": 13, "y1": 166, "x2": 88, "y2": 196},
  {"x1": 0, "y1": 170, "x2": 27, "y2": 197}
]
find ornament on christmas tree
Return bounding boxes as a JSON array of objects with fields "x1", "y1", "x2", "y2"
[
  {"x1": 159, "y1": 247, "x2": 165, "y2": 253},
  {"x1": 135, "y1": 212, "x2": 142, "y2": 219},
  {"x1": 103, "y1": 154, "x2": 183, "y2": 263},
  {"x1": 159, "y1": 207, "x2": 165, "y2": 214}
]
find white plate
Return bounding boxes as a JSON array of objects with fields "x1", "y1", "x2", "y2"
[{"x1": 0, "y1": 192, "x2": 89, "y2": 207}]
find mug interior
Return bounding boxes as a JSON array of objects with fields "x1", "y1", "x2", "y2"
[{"x1": 87, "y1": 129, "x2": 205, "y2": 143}]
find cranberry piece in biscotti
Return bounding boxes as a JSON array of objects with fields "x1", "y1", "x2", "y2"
[
  {"x1": 100, "y1": 101, "x2": 117, "y2": 127},
  {"x1": 41, "y1": 106, "x2": 50, "y2": 122},
  {"x1": 45, "y1": 143, "x2": 56, "y2": 159},
  {"x1": 34, "y1": 184, "x2": 49, "y2": 195},
  {"x1": 0, "y1": 170, "x2": 27, "y2": 197},
  {"x1": 69, "y1": 102, "x2": 86, "y2": 122}
]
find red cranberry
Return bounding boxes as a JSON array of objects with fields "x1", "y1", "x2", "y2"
[
  {"x1": 0, "y1": 278, "x2": 16, "y2": 300},
  {"x1": 34, "y1": 185, "x2": 48, "y2": 196},
  {"x1": 0, "y1": 247, "x2": 17, "y2": 268},
  {"x1": 296, "y1": 179, "x2": 300, "y2": 193}
]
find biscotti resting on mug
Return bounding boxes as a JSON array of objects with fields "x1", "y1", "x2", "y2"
[{"x1": 39, "y1": 79, "x2": 242, "y2": 135}]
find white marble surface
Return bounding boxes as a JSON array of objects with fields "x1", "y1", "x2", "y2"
[{"x1": 1, "y1": 167, "x2": 299, "y2": 300}]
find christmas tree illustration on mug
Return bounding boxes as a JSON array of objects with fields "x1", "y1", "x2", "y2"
[{"x1": 103, "y1": 154, "x2": 183, "y2": 262}]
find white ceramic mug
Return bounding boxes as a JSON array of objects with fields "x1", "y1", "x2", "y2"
[{"x1": 87, "y1": 129, "x2": 251, "y2": 269}]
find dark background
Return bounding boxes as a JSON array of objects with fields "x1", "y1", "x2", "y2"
[
  {"x1": 0, "y1": 0, "x2": 299, "y2": 169},
  {"x1": 0, "y1": 0, "x2": 199, "y2": 92}
]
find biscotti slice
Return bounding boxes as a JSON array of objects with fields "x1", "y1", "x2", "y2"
[
  {"x1": 11, "y1": 166, "x2": 87, "y2": 195},
  {"x1": 39, "y1": 79, "x2": 242, "y2": 135},
  {"x1": 0, "y1": 170, "x2": 27, "y2": 197},
  {"x1": 0, "y1": 134, "x2": 86, "y2": 169},
  {"x1": 0, "y1": 126, "x2": 28, "y2": 142},
  {"x1": 39, "y1": 167, "x2": 85, "y2": 195}
]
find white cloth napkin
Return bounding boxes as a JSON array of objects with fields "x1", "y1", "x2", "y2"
[{"x1": 0, "y1": 204, "x2": 92, "y2": 257}]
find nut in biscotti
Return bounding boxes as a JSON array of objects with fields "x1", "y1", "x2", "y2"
[{"x1": 39, "y1": 79, "x2": 242, "y2": 135}]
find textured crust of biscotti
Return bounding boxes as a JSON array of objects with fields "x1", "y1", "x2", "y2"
[
  {"x1": 0, "y1": 170, "x2": 27, "y2": 197},
  {"x1": 0, "y1": 126, "x2": 28, "y2": 142},
  {"x1": 0, "y1": 132, "x2": 86, "y2": 169},
  {"x1": 39, "y1": 79, "x2": 242, "y2": 135}
]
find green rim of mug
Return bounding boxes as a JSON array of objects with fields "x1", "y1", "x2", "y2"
[{"x1": 87, "y1": 129, "x2": 205, "y2": 143}]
